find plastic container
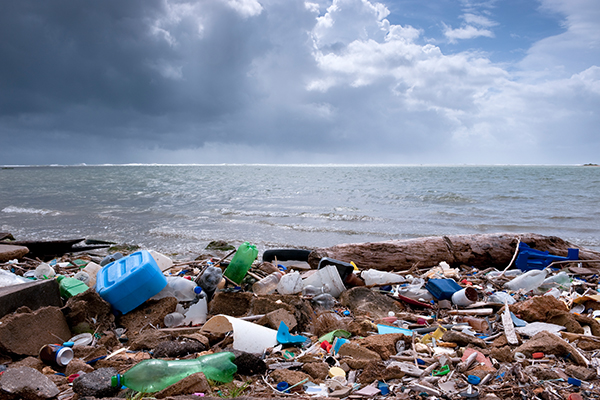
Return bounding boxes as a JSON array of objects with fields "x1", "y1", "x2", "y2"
[
  {"x1": 73, "y1": 271, "x2": 90, "y2": 285},
  {"x1": 151, "y1": 276, "x2": 201, "y2": 302},
  {"x1": 183, "y1": 296, "x2": 208, "y2": 325},
  {"x1": 488, "y1": 291, "x2": 515, "y2": 304},
  {"x1": 111, "y1": 352, "x2": 237, "y2": 392},
  {"x1": 451, "y1": 287, "x2": 478, "y2": 306},
  {"x1": 164, "y1": 312, "x2": 186, "y2": 328},
  {"x1": 197, "y1": 265, "x2": 223, "y2": 295},
  {"x1": 95, "y1": 250, "x2": 168, "y2": 314},
  {"x1": 277, "y1": 271, "x2": 303, "y2": 295},
  {"x1": 302, "y1": 265, "x2": 346, "y2": 297},
  {"x1": 82, "y1": 261, "x2": 102, "y2": 288},
  {"x1": 503, "y1": 268, "x2": 548, "y2": 292},
  {"x1": 253, "y1": 272, "x2": 283, "y2": 295},
  {"x1": 361, "y1": 269, "x2": 406, "y2": 286},
  {"x1": 223, "y1": 242, "x2": 258, "y2": 284},
  {"x1": 56, "y1": 275, "x2": 89, "y2": 298},
  {"x1": 318, "y1": 257, "x2": 354, "y2": 283},
  {"x1": 34, "y1": 263, "x2": 56, "y2": 280},
  {"x1": 425, "y1": 279, "x2": 462, "y2": 300}
]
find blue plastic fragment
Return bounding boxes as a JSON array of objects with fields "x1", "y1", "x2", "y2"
[
  {"x1": 568, "y1": 377, "x2": 582, "y2": 386},
  {"x1": 276, "y1": 321, "x2": 309, "y2": 345},
  {"x1": 467, "y1": 375, "x2": 481, "y2": 385},
  {"x1": 510, "y1": 312, "x2": 527, "y2": 327}
]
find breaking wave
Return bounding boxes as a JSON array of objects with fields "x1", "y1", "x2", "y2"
[{"x1": 1, "y1": 206, "x2": 61, "y2": 216}]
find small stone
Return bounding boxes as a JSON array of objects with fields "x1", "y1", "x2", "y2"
[
  {"x1": 302, "y1": 362, "x2": 329, "y2": 381},
  {"x1": 565, "y1": 365, "x2": 597, "y2": 381},
  {"x1": 65, "y1": 358, "x2": 94, "y2": 377}
]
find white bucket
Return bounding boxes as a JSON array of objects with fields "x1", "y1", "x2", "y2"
[
  {"x1": 451, "y1": 287, "x2": 478, "y2": 306},
  {"x1": 201, "y1": 315, "x2": 278, "y2": 354},
  {"x1": 302, "y1": 265, "x2": 346, "y2": 298},
  {"x1": 277, "y1": 271, "x2": 303, "y2": 295}
]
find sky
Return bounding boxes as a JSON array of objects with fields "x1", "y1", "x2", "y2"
[{"x1": 0, "y1": 0, "x2": 599, "y2": 165}]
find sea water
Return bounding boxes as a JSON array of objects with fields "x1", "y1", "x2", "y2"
[{"x1": 1, "y1": 165, "x2": 599, "y2": 256}]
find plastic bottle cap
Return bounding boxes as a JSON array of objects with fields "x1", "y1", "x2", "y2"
[
  {"x1": 467, "y1": 375, "x2": 481, "y2": 385},
  {"x1": 276, "y1": 382, "x2": 290, "y2": 392},
  {"x1": 532, "y1": 352, "x2": 544, "y2": 359},
  {"x1": 194, "y1": 286, "x2": 203, "y2": 294}
]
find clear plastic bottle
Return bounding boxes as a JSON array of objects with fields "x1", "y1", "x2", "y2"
[
  {"x1": 151, "y1": 276, "x2": 201, "y2": 302},
  {"x1": 111, "y1": 352, "x2": 237, "y2": 392},
  {"x1": 197, "y1": 266, "x2": 223, "y2": 295},
  {"x1": 311, "y1": 293, "x2": 335, "y2": 309},
  {"x1": 302, "y1": 284, "x2": 331, "y2": 296},
  {"x1": 538, "y1": 271, "x2": 571, "y2": 292},
  {"x1": 252, "y1": 271, "x2": 283, "y2": 295},
  {"x1": 504, "y1": 269, "x2": 548, "y2": 292},
  {"x1": 164, "y1": 312, "x2": 185, "y2": 328}
]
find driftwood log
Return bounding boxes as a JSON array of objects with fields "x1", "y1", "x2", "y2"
[{"x1": 308, "y1": 233, "x2": 600, "y2": 272}]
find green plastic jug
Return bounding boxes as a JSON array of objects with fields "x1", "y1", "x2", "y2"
[
  {"x1": 223, "y1": 242, "x2": 258, "y2": 284},
  {"x1": 56, "y1": 275, "x2": 89, "y2": 298}
]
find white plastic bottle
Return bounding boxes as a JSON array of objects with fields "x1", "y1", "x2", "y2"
[
  {"x1": 252, "y1": 272, "x2": 283, "y2": 295},
  {"x1": 277, "y1": 271, "x2": 303, "y2": 295},
  {"x1": 164, "y1": 312, "x2": 185, "y2": 328},
  {"x1": 151, "y1": 276, "x2": 201, "y2": 302},
  {"x1": 361, "y1": 269, "x2": 406, "y2": 286},
  {"x1": 504, "y1": 269, "x2": 548, "y2": 292}
]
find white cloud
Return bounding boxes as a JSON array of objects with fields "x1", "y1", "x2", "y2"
[
  {"x1": 225, "y1": 0, "x2": 263, "y2": 18},
  {"x1": 443, "y1": 24, "x2": 494, "y2": 43}
]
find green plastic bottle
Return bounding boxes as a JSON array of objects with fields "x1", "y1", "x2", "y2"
[
  {"x1": 111, "y1": 352, "x2": 237, "y2": 393},
  {"x1": 223, "y1": 242, "x2": 258, "y2": 284},
  {"x1": 56, "y1": 275, "x2": 89, "y2": 298}
]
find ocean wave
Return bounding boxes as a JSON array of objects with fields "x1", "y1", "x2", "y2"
[
  {"x1": 216, "y1": 208, "x2": 383, "y2": 222},
  {"x1": 1, "y1": 206, "x2": 61, "y2": 216}
]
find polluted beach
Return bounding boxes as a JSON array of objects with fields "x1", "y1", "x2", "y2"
[{"x1": 2, "y1": 232, "x2": 600, "y2": 399}]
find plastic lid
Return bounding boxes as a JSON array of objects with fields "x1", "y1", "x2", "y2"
[
  {"x1": 69, "y1": 333, "x2": 94, "y2": 346},
  {"x1": 467, "y1": 375, "x2": 481, "y2": 385},
  {"x1": 194, "y1": 286, "x2": 203, "y2": 294}
]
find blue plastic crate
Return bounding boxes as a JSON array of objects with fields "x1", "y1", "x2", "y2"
[
  {"x1": 95, "y1": 250, "x2": 167, "y2": 314},
  {"x1": 425, "y1": 278, "x2": 462, "y2": 300}
]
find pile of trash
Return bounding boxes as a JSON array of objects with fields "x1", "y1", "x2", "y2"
[{"x1": 1, "y1": 236, "x2": 600, "y2": 400}]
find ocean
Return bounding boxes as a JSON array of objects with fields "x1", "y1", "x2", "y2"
[{"x1": 1, "y1": 165, "x2": 599, "y2": 258}]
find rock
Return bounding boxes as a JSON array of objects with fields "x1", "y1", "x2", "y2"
[
  {"x1": 355, "y1": 333, "x2": 408, "y2": 360},
  {"x1": 233, "y1": 352, "x2": 267, "y2": 376},
  {"x1": 65, "y1": 358, "x2": 94, "y2": 377},
  {"x1": 250, "y1": 295, "x2": 313, "y2": 332},
  {"x1": 339, "y1": 287, "x2": 404, "y2": 319},
  {"x1": 510, "y1": 295, "x2": 569, "y2": 323},
  {"x1": 128, "y1": 329, "x2": 170, "y2": 351},
  {"x1": 525, "y1": 365, "x2": 562, "y2": 381},
  {"x1": 358, "y1": 362, "x2": 405, "y2": 383},
  {"x1": 0, "y1": 306, "x2": 72, "y2": 356},
  {"x1": 565, "y1": 365, "x2": 597, "y2": 381},
  {"x1": 514, "y1": 331, "x2": 588, "y2": 366},
  {"x1": 0, "y1": 366, "x2": 59, "y2": 400},
  {"x1": 442, "y1": 331, "x2": 488, "y2": 348},
  {"x1": 270, "y1": 369, "x2": 312, "y2": 385},
  {"x1": 154, "y1": 372, "x2": 211, "y2": 398},
  {"x1": 337, "y1": 341, "x2": 381, "y2": 361},
  {"x1": 302, "y1": 362, "x2": 329, "y2": 381},
  {"x1": 62, "y1": 290, "x2": 115, "y2": 334},
  {"x1": 9, "y1": 357, "x2": 45, "y2": 372},
  {"x1": 490, "y1": 346, "x2": 514, "y2": 363},
  {"x1": 72, "y1": 367, "x2": 120, "y2": 398},
  {"x1": 0, "y1": 245, "x2": 29, "y2": 263},
  {"x1": 153, "y1": 339, "x2": 206, "y2": 358},
  {"x1": 118, "y1": 297, "x2": 178, "y2": 335},
  {"x1": 209, "y1": 292, "x2": 253, "y2": 317},
  {"x1": 261, "y1": 308, "x2": 297, "y2": 331}
]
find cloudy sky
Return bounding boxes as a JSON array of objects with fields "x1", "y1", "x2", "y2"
[{"x1": 1, "y1": 0, "x2": 598, "y2": 165}]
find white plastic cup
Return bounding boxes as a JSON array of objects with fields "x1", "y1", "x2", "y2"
[
  {"x1": 451, "y1": 287, "x2": 478, "y2": 306},
  {"x1": 302, "y1": 265, "x2": 346, "y2": 298}
]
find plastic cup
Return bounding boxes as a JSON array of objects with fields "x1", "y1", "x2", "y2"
[{"x1": 302, "y1": 265, "x2": 346, "y2": 297}]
